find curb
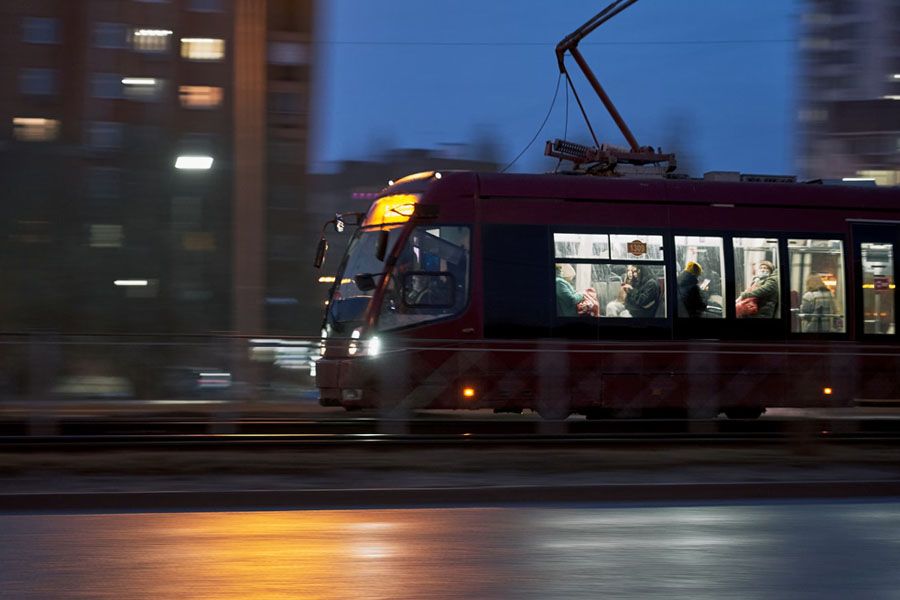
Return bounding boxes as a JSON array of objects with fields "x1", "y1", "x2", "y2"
[{"x1": 2, "y1": 480, "x2": 900, "y2": 513}]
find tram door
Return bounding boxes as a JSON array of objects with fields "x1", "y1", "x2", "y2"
[{"x1": 852, "y1": 223, "x2": 898, "y2": 338}]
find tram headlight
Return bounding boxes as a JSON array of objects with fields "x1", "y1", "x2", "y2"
[{"x1": 348, "y1": 329, "x2": 380, "y2": 357}]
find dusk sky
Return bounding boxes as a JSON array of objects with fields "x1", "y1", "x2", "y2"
[{"x1": 315, "y1": 0, "x2": 799, "y2": 176}]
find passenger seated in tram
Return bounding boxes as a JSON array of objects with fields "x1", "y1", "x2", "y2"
[
  {"x1": 555, "y1": 263, "x2": 597, "y2": 317},
  {"x1": 622, "y1": 264, "x2": 661, "y2": 318},
  {"x1": 677, "y1": 261, "x2": 709, "y2": 318},
  {"x1": 605, "y1": 285, "x2": 632, "y2": 318},
  {"x1": 737, "y1": 260, "x2": 779, "y2": 318}
]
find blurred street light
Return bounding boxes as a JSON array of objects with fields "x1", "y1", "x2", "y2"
[{"x1": 175, "y1": 155, "x2": 214, "y2": 170}]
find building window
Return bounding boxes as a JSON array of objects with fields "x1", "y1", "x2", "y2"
[
  {"x1": 268, "y1": 91, "x2": 304, "y2": 115},
  {"x1": 188, "y1": 0, "x2": 223, "y2": 12},
  {"x1": 91, "y1": 73, "x2": 122, "y2": 99},
  {"x1": 94, "y1": 22, "x2": 127, "y2": 48},
  {"x1": 788, "y1": 239, "x2": 846, "y2": 333},
  {"x1": 23, "y1": 17, "x2": 59, "y2": 44},
  {"x1": 89, "y1": 224, "x2": 124, "y2": 248},
  {"x1": 179, "y1": 86, "x2": 223, "y2": 108},
  {"x1": 130, "y1": 28, "x2": 172, "y2": 53},
  {"x1": 12, "y1": 117, "x2": 60, "y2": 142},
  {"x1": 268, "y1": 42, "x2": 308, "y2": 66},
  {"x1": 180, "y1": 38, "x2": 225, "y2": 61},
  {"x1": 88, "y1": 122, "x2": 124, "y2": 150},
  {"x1": 87, "y1": 167, "x2": 121, "y2": 199},
  {"x1": 122, "y1": 77, "x2": 165, "y2": 101},
  {"x1": 20, "y1": 69, "x2": 57, "y2": 95}
]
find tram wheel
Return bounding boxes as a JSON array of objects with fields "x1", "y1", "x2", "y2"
[
  {"x1": 534, "y1": 403, "x2": 571, "y2": 421},
  {"x1": 724, "y1": 407, "x2": 764, "y2": 420},
  {"x1": 584, "y1": 408, "x2": 615, "y2": 420}
]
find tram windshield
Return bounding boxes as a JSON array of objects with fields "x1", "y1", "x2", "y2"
[
  {"x1": 379, "y1": 225, "x2": 471, "y2": 331},
  {"x1": 326, "y1": 226, "x2": 403, "y2": 333}
]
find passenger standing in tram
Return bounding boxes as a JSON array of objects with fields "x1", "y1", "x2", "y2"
[
  {"x1": 737, "y1": 260, "x2": 779, "y2": 318},
  {"x1": 677, "y1": 261, "x2": 708, "y2": 318},
  {"x1": 622, "y1": 264, "x2": 661, "y2": 318},
  {"x1": 555, "y1": 263, "x2": 594, "y2": 317},
  {"x1": 800, "y1": 274, "x2": 837, "y2": 332}
]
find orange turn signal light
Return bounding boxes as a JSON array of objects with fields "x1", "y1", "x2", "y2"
[
  {"x1": 823, "y1": 387, "x2": 833, "y2": 395},
  {"x1": 462, "y1": 387, "x2": 476, "y2": 398}
]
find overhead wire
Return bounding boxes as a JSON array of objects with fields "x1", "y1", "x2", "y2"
[{"x1": 500, "y1": 72, "x2": 563, "y2": 173}]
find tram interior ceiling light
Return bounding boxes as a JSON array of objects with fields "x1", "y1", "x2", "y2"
[{"x1": 175, "y1": 155, "x2": 214, "y2": 170}]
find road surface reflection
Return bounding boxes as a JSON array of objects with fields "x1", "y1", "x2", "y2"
[{"x1": 3, "y1": 501, "x2": 900, "y2": 598}]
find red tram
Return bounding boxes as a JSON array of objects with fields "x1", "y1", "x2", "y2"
[{"x1": 315, "y1": 170, "x2": 900, "y2": 419}]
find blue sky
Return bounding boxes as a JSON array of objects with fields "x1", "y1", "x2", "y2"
[{"x1": 314, "y1": 0, "x2": 799, "y2": 176}]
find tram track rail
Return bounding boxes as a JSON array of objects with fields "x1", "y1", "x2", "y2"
[{"x1": 4, "y1": 417, "x2": 900, "y2": 450}]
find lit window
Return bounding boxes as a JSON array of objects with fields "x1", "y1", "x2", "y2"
[
  {"x1": 268, "y1": 41, "x2": 307, "y2": 66},
  {"x1": 23, "y1": 17, "x2": 59, "y2": 44},
  {"x1": 12, "y1": 117, "x2": 59, "y2": 142},
  {"x1": 130, "y1": 28, "x2": 172, "y2": 53},
  {"x1": 788, "y1": 239, "x2": 846, "y2": 333},
  {"x1": 179, "y1": 86, "x2": 223, "y2": 108},
  {"x1": 20, "y1": 68, "x2": 57, "y2": 95},
  {"x1": 91, "y1": 73, "x2": 122, "y2": 99},
  {"x1": 89, "y1": 224, "x2": 123, "y2": 248},
  {"x1": 94, "y1": 22, "x2": 126, "y2": 48},
  {"x1": 181, "y1": 231, "x2": 216, "y2": 251},
  {"x1": 88, "y1": 122, "x2": 124, "y2": 150},
  {"x1": 856, "y1": 170, "x2": 900, "y2": 186},
  {"x1": 733, "y1": 237, "x2": 780, "y2": 320},
  {"x1": 180, "y1": 38, "x2": 225, "y2": 61},
  {"x1": 122, "y1": 77, "x2": 165, "y2": 101},
  {"x1": 674, "y1": 236, "x2": 725, "y2": 319},
  {"x1": 188, "y1": 0, "x2": 223, "y2": 12},
  {"x1": 553, "y1": 232, "x2": 666, "y2": 319},
  {"x1": 861, "y1": 243, "x2": 895, "y2": 335}
]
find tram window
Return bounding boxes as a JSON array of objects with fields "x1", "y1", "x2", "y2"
[
  {"x1": 674, "y1": 236, "x2": 725, "y2": 319},
  {"x1": 378, "y1": 226, "x2": 470, "y2": 331},
  {"x1": 555, "y1": 261, "x2": 666, "y2": 319},
  {"x1": 733, "y1": 237, "x2": 781, "y2": 319},
  {"x1": 788, "y1": 239, "x2": 845, "y2": 333},
  {"x1": 610, "y1": 234, "x2": 664, "y2": 261},
  {"x1": 553, "y1": 233, "x2": 610, "y2": 259},
  {"x1": 861, "y1": 243, "x2": 895, "y2": 335}
]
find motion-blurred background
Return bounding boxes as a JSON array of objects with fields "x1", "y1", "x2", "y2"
[{"x1": 0, "y1": 0, "x2": 895, "y2": 339}]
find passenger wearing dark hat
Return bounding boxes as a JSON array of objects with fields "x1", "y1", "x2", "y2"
[{"x1": 677, "y1": 261, "x2": 708, "y2": 318}]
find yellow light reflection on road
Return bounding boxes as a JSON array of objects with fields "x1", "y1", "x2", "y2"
[{"x1": 27, "y1": 510, "x2": 491, "y2": 600}]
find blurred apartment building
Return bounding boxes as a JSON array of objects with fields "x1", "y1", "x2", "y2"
[
  {"x1": 799, "y1": 0, "x2": 900, "y2": 183},
  {"x1": 0, "y1": 0, "x2": 314, "y2": 335}
]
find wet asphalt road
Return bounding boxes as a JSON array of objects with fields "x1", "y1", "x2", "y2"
[{"x1": 3, "y1": 499, "x2": 900, "y2": 599}]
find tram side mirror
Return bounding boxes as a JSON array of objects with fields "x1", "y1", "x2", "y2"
[
  {"x1": 354, "y1": 273, "x2": 377, "y2": 292},
  {"x1": 314, "y1": 237, "x2": 328, "y2": 269},
  {"x1": 374, "y1": 230, "x2": 389, "y2": 262}
]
